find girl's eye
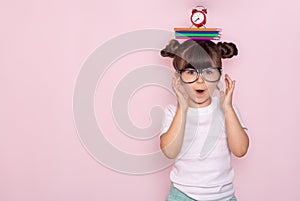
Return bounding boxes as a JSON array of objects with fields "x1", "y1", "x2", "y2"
[
  {"x1": 182, "y1": 68, "x2": 196, "y2": 73},
  {"x1": 204, "y1": 69, "x2": 217, "y2": 75},
  {"x1": 187, "y1": 70, "x2": 196, "y2": 75}
]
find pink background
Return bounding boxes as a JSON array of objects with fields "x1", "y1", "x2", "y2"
[{"x1": 1, "y1": 0, "x2": 300, "y2": 200}]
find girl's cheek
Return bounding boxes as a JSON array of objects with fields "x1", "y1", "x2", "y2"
[
  {"x1": 205, "y1": 82, "x2": 218, "y2": 96},
  {"x1": 182, "y1": 85, "x2": 193, "y2": 96}
]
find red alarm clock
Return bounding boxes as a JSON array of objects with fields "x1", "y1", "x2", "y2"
[{"x1": 190, "y1": 6, "x2": 207, "y2": 28}]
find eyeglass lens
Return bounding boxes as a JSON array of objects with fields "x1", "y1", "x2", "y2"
[{"x1": 180, "y1": 67, "x2": 221, "y2": 83}]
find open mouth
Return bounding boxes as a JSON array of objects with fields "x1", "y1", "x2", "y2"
[{"x1": 196, "y1": 89, "x2": 205, "y2": 94}]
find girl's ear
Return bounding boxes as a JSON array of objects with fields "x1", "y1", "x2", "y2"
[
  {"x1": 160, "y1": 39, "x2": 180, "y2": 58},
  {"x1": 217, "y1": 42, "x2": 238, "y2": 59}
]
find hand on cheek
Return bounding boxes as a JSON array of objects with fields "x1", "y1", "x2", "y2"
[
  {"x1": 220, "y1": 74, "x2": 235, "y2": 111},
  {"x1": 172, "y1": 72, "x2": 189, "y2": 111}
]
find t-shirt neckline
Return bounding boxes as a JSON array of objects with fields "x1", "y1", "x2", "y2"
[{"x1": 187, "y1": 96, "x2": 218, "y2": 114}]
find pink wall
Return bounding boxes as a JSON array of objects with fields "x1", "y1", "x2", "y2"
[{"x1": 1, "y1": 0, "x2": 300, "y2": 200}]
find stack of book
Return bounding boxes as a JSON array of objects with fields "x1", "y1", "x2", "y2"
[{"x1": 174, "y1": 28, "x2": 221, "y2": 40}]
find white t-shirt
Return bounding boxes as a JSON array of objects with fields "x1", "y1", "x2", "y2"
[{"x1": 160, "y1": 96, "x2": 247, "y2": 201}]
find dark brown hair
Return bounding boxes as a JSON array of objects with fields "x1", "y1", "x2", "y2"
[{"x1": 160, "y1": 39, "x2": 238, "y2": 70}]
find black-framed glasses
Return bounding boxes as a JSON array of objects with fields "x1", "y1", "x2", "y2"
[{"x1": 177, "y1": 65, "x2": 222, "y2": 84}]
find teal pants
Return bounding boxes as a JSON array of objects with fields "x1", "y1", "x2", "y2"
[{"x1": 167, "y1": 184, "x2": 237, "y2": 201}]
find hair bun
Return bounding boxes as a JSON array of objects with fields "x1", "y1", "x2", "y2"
[
  {"x1": 217, "y1": 42, "x2": 238, "y2": 59},
  {"x1": 160, "y1": 39, "x2": 180, "y2": 58}
]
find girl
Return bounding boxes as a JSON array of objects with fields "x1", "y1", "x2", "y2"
[{"x1": 160, "y1": 39, "x2": 249, "y2": 201}]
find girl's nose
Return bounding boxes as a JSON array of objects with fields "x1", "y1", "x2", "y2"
[{"x1": 196, "y1": 75, "x2": 205, "y2": 83}]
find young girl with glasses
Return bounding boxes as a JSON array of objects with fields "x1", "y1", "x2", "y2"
[{"x1": 160, "y1": 39, "x2": 249, "y2": 201}]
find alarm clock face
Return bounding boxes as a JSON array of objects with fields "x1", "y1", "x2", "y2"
[{"x1": 192, "y1": 12, "x2": 205, "y2": 25}]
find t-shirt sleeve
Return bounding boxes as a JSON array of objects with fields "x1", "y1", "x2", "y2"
[
  {"x1": 232, "y1": 105, "x2": 248, "y2": 132},
  {"x1": 159, "y1": 104, "x2": 177, "y2": 136}
]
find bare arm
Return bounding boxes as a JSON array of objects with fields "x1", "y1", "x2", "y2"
[
  {"x1": 225, "y1": 107, "x2": 249, "y2": 157},
  {"x1": 220, "y1": 74, "x2": 249, "y2": 157},
  {"x1": 160, "y1": 74, "x2": 189, "y2": 159},
  {"x1": 160, "y1": 106, "x2": 187, "y2": 159}
]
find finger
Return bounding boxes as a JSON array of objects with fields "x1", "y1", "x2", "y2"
[
  {"x1": 228, "y1": 74, "x2": 236, "y2": 90},
  {"x1": 172, "y1": 76, "x2": 178, "y2": 92},
  {"x1": 226, "y1": 74, "x2": 233, "y2": 88},
  {"x1": 227, "y1": 81, "x2": 235, "y2": 97},
  {"x1": 175, "y1": 77, "x2": 181, "y2": 88},
  {"x1": 219, "y1": 90, "x2": 225, "y2": 97},
  {"x1": 228, "y1": 75, "x2": 235, "y2": 90},
  {"x1": 172, "y1": 74, "x2": 177, "y2": 84},
  {"x1": 173, "y1": 73, "x2": 180, "y2": 83},
  {"x1": 226, "y1": 74, "x2": 233, "y2": 81},
  {"x1": 231, "y1": 80, "x2": 236, "y2": 92},
  {"x1": 172, "y1": 77, "x2": 183, "y2": 96},
  {"x1": 183, "y1": 93, "x2": 189, "y2": 100},
  {"x1": 224, "y1": 76, "x2": 229, "y2": 93},
  {"x1": 174, "y1": 72, "x2": 180, "y2": 80},
  {"x1": 227, "y1": 76, "x2": 235, "y2": 94}
]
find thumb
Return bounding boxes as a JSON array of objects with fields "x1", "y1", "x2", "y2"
[{"x1": 219, "y1": 90, "x2": 225, "y2": 97}]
